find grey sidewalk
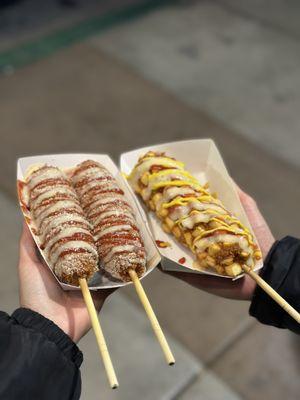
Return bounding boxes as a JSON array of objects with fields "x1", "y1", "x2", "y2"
[{"x1": 89, "y1": 0, "x2": 300, "y2": 169}]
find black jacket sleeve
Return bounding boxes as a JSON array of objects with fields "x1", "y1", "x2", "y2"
[
  {"x1": 0, "y1": 308, "x2": 83, "y2": 400},
  {"x1": 250, "y1": 236, "x2": 300, "y2": 334}
]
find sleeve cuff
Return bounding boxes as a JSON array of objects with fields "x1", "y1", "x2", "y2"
[
  {"x1": 249, "y1": 236, "x2": 300, "y2": 330},
  {"x1": 12, "y1": 308, "x2": 83, "y2": 368}
]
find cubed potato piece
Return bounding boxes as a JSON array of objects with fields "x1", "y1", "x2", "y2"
[
  {"x1": 162, "y1": 223, "x2": 171, "y2": 233},
  {"x1": 152, "y1": 192, "x2": 162, "y2": 204},
  {"x1": 197, "y1": 251, "x2": 207, "y2": 261},
  {"x1": 184, "y1": 231, "x2": 192, "y2": 247},
  {"x1": 208, "y1": 243, "x2": 221, "y2": 256},
  {"x1": 141, "y1": 172, "x2": 149, "y2": 185},
  {"x1": 225, "y1": 263, "x2": 242, "y2": 277},
  {"x1": 240, "y1": 251, "x2": 249, "y2": 259},
  {"x1": 172, "y1": 226, "x2": 181, "y2": 238},
  {"x1": 199, "y1": 259, "x2": 208, "y2": 269},
  {"x1": 221, "y1": 257, "x2": 233, "y2": 266},
  {"x1": 149, "y1": 200, "x2": 155, "y2": 211},
  {"x1": 158, "y1": 207, "x2": 168, "y2": 217},
  {"x1": 215, "y1": 265, "x2": 225, "y2": 275},
  {"x1": 206, "y1": 255, "x2": 216, "y2": 267},
  {"x1": 165, "y1": 217, "x2": 175, "y2": 230},
  {"x1": 141, "y1": 188, "x2": 147, "y2": 198}
]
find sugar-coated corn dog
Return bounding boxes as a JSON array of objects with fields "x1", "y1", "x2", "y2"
[
  {"x1": 26, "y1": 165, "x2": 98, "y2": 285},
  {"x1": 71, "y1": 160, "x2": 146, "y2": 281},
  {"x1": 128, "y1": 151, "x2": 262, "y2": 277}
]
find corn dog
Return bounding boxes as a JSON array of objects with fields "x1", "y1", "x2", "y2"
[
  {"x1": 71, "y1": 160, "x2": 146, "y2": 281},
  {"x1": 128, "y1": 151, "x2": 262, "y2": 277},
  {"x1": 25, "y1": 165, "x2": 98, "y2": 285}
]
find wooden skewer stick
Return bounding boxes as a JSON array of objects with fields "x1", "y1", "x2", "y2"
[
  {"x1": 242, "y1": 265, "x2": 300, "y2": 324},
  {"x1": 79, "y1": 278, "x2": 119, "y2": 389},
  {"x1": 128, "y1": 269, "x2": 175, "y2": 365}
]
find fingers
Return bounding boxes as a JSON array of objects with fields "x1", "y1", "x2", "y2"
[
  {"x1": 232, "y1": 181, "x2": 275, "y2": 257},
  {"x1": 158, "y1": 264, "x2": 224, "y2": 289},
  {"x1": 164, "y1": 269, "x2": 235, "y2": 290},
  {"x1": 163, "y1": 270, "x2": 255, "y2": 300},
  {"x1": 19, "y1": 222, "x2": 40, "y2": 263}
]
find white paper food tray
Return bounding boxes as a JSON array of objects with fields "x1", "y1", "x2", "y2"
[
  {"x1": 17, "y1": 153, "x2": 160, "y2": 291},
  {"x1": 120, "y1": 139, "x2": 263, "y2": 280}
]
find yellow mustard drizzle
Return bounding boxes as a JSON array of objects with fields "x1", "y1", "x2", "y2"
[
  {"x1": 152, "y1": 180, "x2": 204, "y2": 192},
  {"x1": 162, "y1": 196, "x2": 203, "y2": 209},
  {"x1": 175, "y1": 209, "x2": 218, "y2": 226},
  {"x1": 148, "y1": 169, "x2": 199, "y2": 183},
  {"x1": 211, "y1": 218, "x2": 253, "y2": 243},
  {"x1": 128, "y1": 157, "x2": 185, "y2": 182},
  {"x1": 173, "y1": 207, "x2": 253, "y2": 247},
  {"x1": 139, "y1": 156, "x2": 185, "y2": 169},
  {"x1": 162, "y1": 196, "x2": 224, "y2": 211},
  {"x1": 191, "y1": 227, "x2": 240, "y2": 250},
  {"x1": 198, "y1": 195, "x2": 218, "y2": 202}
]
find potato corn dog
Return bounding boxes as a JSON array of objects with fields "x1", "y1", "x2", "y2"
[
  {"x1": 25, "y1": 165, "x2": 98, "y2": 285},
  {"x1": 71, "y1": 160, "x2": 146, "y2": 281},
  {"x1": 128, "y1": 151, "x2": 262, "y2": 277}
]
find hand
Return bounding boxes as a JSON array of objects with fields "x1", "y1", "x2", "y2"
[
  {"x1": 237, "y1": 186, "x2": 274, "y2": 259},
  {"x1": 163, "y1": 185, "x2": 275, "y2": 300},
  {"x1": 18, "y1": 222, "x2": 113, "y2": 343}
]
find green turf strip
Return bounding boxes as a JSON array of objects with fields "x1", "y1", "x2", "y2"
[{"x1": 0, "y1": 0, "x2": 174, "y2": 73}]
